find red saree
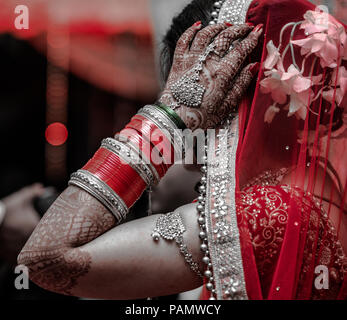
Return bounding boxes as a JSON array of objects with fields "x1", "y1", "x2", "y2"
[
  {"x1": 200, "y1": 0, "x2": 347, "y2": 300},
  {"x1": 201, "y1": 184, "x2": 347, "y2": 299}
]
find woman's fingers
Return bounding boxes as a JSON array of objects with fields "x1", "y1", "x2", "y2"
[
  {"x1": 190, "y1": 23, "x2": 228, "y2": 53},
  {"x1": 221, "y1": 62, "x2": 260, "y2": 116},
  {"x1": 174, "y1": 21, "x2": 202, "y2": 56},
  {"x1": 220, "y1": 24, "x2": 263, "y2": 77},
  {"x1": 213, "y1": 24, "x2": 253, "y2": 57},
  {"x1": 17, "y1": 184, "x2": 45, "y2": 203}
]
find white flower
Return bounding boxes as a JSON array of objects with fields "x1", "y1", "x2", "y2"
[{"x1": 264, "y1": 40, "x2": 281, "y2": 70}]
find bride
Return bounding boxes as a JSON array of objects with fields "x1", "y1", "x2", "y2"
[{"x1": 18, "y1": 0, "x2": 347, "y2": 300}]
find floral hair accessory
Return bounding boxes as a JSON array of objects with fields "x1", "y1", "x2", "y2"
[
  {"x1": 260, "y1": 7, "x2": 347, "y2": 124},
  {"x1": 291, "y1": 9, "x2": 347, "y2": 68}
]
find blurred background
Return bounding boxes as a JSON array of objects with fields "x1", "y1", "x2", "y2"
[{"x1": 0, "y1": 0, "x2": 345, "y2": 300}]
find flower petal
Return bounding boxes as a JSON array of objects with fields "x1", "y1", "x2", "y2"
[
  {"x1": 288, "y1": 95, "x2": 307, "y2": 120},
  {"x1": 264, "y1": 40, "x2": 281, "y2": 70},
  {"x1": 323, "y1": 88, "x2": 344, "y2": 106},
  {"x1": 272, "y1": 89, "x2": 288, "y2": 105},
  {"x1": 292, "y1": 76, "x2": 312, "y2": 93},
  {"x1": 281, "y1": 64, "x2": 300, "y2": 81},
  {"x1": 264, "y1": 105, "x2": 280, "y2": 123}
]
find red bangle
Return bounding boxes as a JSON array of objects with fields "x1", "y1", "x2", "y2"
[
  {"x1": 83, "y1": 148, "x2": 146, "y2": 208},
  {"x1": 118, "y1": 128, "x2": 170, "y2": 178},
  {"x1": 126, "y1": 114, "x2": 175, "y2": 165},
  {"x1": 71, "y1": 105, "x2": 181, "y2": 220}
]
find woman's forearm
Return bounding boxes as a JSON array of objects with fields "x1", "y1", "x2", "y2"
[
  {"x1": 17, "y1": 104, "x2": 185, "y2": 295},
  {"x1": 18, "y1": 189, "x2": 203, "y2": 299},
  {"x1": 18, "y1": 186, "x2": 116, "y2": 295}
]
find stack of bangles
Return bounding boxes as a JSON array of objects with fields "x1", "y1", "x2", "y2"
[{"x1": 69, "y1": 104, "x2": 186, "y2": 222}]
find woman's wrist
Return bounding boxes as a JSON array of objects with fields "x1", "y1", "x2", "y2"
[
  {"x1": 158, "y1": 92, "x2": 203, "y2": 131},
  {"x1": 154, "y1": 102, "x2": 187, "y2": 131}
]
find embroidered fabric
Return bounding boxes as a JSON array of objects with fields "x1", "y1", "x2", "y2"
[
  {"x1": 236, "y1": 184, "x2": 347, "y2": 299},
  {"x1": 199, "y1": 0, "x2": 347, "y2": 300},
  {"x1": 204, "y1": 116, "x2": 248, "y2": 300},
  {"x1": 201, "y1": 163, "x2": 347, "y2": 299}
]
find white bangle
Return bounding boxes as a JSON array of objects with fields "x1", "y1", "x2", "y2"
[{"x1": 0, "y1": 200, "x2": 6, "y2": 226}]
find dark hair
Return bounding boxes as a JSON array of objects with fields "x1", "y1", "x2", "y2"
[{"x1": 160, "y1": 0, "x2": 215, "y2": 82}]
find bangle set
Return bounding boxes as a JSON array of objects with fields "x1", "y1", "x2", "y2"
[
  {"x1": 116, "y1": 128, "x2": 167, "y2": 179},
  {"x1": 125, "y1": 114, "x2": 175, "y2": 165},
  {"x1": 69, "y1": 104, "x2": 186, "y2": 222},
  {"x1": 138, "y1": 105, "x2": 186, "y2": 160}
]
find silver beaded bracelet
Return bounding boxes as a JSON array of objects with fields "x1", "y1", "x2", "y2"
[{"x1": 151, "y1": 211, "x2": 203, "y2": 279}]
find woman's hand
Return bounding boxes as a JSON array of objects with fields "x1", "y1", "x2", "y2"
[{"x1": 160, "y1": 22, "x2": 263, "y2": 130}]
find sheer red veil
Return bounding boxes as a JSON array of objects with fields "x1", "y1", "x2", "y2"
[{"x1": 201, "y1": 0, "x2": 347, "y2": 300}]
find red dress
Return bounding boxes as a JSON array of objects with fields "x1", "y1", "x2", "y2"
[{"x1": 201, "y1": 185, "x2": 347, "y2": 300}]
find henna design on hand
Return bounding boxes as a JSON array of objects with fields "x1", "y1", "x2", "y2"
[
  {"x1": 218, "y1": 62, "x2": 260, "y2": 118},
  {"x1": 190, "y1": 23, "x2": 227, "y2": 53},
  {"x1": 18, "y1": 186, "x2": 116, "y2": 295},
  {"x1": 213, "y1": 24, "x2": 252, "y2": 57},
  {"x1": 221, "y1": 24, "x2": 263, "y2": 76},
  {"x1": 160, "y1": 23, "x2": 263, "y2": 130}
]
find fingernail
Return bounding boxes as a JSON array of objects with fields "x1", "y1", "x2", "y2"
[
  {"x1": 250, "y1": 62, "x2": 260, "y2": 76},
  {"x1": 253, "y1": 24, "x2": 263, "y2": 32},
  {"x1": 246, "y1": 22, "x2": 254, "y2": 27},
  {"x1": 194, "y1": 21, "x2": 202, "y2": 27},
  {"x1": 225, "y1": 22, "x2": 233, "y2": 27}
]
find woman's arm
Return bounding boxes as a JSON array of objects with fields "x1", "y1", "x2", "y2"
[
  {"x1": 18, "y1": 186, "x2": 203, "y2": 299},
  {"x1": 18, "y1": 22, "x2": 262, "y2": 299}
]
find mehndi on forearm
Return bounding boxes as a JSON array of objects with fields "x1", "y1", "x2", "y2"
[
  {"x1": 18, "y1": 104, "x2": 186, "y2": 295},
  {"x1": 18, "y1": 186, "x2": 115, "y2": 295}
]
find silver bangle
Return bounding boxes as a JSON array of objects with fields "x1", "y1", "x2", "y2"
[
  {"x1": 68, "y1": 169, "x2": 128, "y2": 222},
  {"x1": 138, "y1": 105, "x2": 185, "y2": 159},
  {"x1": 68, "y1": 106, "x2": 185, "y2": 221},
  {"x1": 151, "y1": 211, "x2": 203, "y2": 278},
  {"x1": 114, "y1": 134, "x2": 161, "y2": 185},
  {"x1": 101, "y1": 138, "x2": 157, "y2": 186}
]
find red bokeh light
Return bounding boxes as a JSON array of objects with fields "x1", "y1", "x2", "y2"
[{"x1": 45, "y1": 122, "x2": 68, "y2": 146}]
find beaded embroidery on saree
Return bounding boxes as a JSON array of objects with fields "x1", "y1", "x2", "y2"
[{"x1": 204, "y1": 117, "x2": 248, "y2": 300}]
